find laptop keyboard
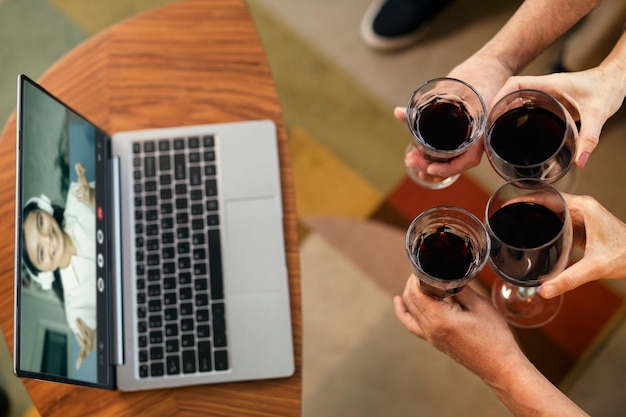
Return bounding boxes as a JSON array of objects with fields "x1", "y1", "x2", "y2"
[{"x1": 132, "y1": 135, "x2": 229, "y2": 378}]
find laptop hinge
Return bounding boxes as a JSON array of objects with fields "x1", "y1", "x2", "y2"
[{"x1": 110, "y1": 155, "x2": 125, "y2": 366}]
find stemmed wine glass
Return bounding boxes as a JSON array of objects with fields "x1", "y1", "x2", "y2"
[
  {"x1": 406, "y1": 206, "x2": 490, "y2": 299},
  {"x1": 485, "y1": 89, "x2": 578, "y2": 190},
  {"x1": 404, "y1": 77, "x2": 486, "y2": 189},
  {"x1": 485, "y1": 180, "x2": 573, "y2": 328}
]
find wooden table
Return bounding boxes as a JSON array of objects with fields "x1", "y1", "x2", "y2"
[{"x1": 0, "y1": 0, "x2": 302, "y2": 415}]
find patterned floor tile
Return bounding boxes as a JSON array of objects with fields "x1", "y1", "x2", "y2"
[{"x1": 289, "y1": 126, "x2": 383, "y2": 218}]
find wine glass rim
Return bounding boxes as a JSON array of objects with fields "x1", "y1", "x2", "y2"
[
  {"x1": 406, "y1": 205, "x2": 491, "y2": 281},
  {"x1": 486, "y1": 89, "x2": 574, "y2": 169},
  {"x1": 406, "y1": 77, "x2": 487, "y2": 155},
  {"x1": 484, "y1": 179, "x2": 571, "y2": 251}
]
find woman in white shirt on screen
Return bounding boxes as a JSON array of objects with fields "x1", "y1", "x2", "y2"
[{"x1": 22, "y1": 162, "x2": 97, "y2": 370}]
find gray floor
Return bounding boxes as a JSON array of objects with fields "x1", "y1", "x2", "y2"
[{"x1": 254, "y1": 0, "x2": 626, "y2": 415}]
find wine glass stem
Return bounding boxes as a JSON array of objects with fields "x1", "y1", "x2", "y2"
[{"x1": 517, "y1": 286, "x2": 538, "y2": 302}]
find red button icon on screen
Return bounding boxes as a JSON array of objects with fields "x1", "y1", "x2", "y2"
[{"x1": 97, "y1": 206, "x2": 104, "y2": 221}]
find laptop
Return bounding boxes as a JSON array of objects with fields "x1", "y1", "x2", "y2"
[{"x1": 14, "y1": 74, "x2": 294, "y2": 391}]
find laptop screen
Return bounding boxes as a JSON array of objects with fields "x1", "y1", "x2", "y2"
[{"x1": 15, "y1": 75, "x2": 114, "y2": 389}]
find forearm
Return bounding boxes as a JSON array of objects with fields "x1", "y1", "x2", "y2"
[
  {"x1": 599, "y1": 28, "x2": 626, "y2": 98},
  {"x1": 485, "y1": 353, "x2": 589, "y2": 417},
  {"x1": 473, "y1": 0, "x2": 601, "y2": 75}
]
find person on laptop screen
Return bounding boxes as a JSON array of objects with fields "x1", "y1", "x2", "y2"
[
  {"x1": 19, "y1": 85, "x2": 99, "y2": 381},
  {"x1": 22, "y1": 162, "x2": 97, "y2": 371}
]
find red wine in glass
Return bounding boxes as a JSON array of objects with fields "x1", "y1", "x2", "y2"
[
  {"x1": 417, "y1": 101, "x2": 472, "y2": 152},
  {"x1": 486, "y1": 90, "x2": 577, "y2": 186},
  {"x1": 404, "y1": 77, "x2": 486, "y2": 189},
  {"x1": 416, "y1": 228, "x2": 473, "y2": 280},
  {"x1": 406, "y1": 206, "x2": 490, "y2": 299},
  {"x1": 488, "y1": 201, "x2": 565, "y2": 286}
]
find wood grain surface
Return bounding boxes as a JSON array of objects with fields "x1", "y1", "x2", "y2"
[{"x1": 0, "y1": 0, "x2": 302, "y2": 415}]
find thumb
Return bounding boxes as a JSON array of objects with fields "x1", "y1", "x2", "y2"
[
  {"x1": 394, "y1": 107, "x2": 406, "y2": 122},
  {"x1": 574, "y1": 121, "x2": 601, "y2": 168},
  {"x1": 540, "y1": 260, "x2": 595, "y2": 299},
  {"x1": 451, "y1": 284, "x2": 484, "y2": 309}
]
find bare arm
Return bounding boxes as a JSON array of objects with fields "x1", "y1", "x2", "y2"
[
  {"x1": 394, "y1": 276, "x2": 590, "y2": 417},
  {"x1": 406, "y1": 0, "x2": 602, "y2": 179},
  {"x1": 471, "y1": 0, "x2": 602, "y2": 78}
]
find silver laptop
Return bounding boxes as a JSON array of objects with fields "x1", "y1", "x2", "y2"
[{"x1": 14, "y1": 74, "x2": 294, "y2": 391}]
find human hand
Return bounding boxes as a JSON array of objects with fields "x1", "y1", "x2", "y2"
[
  {"x1": 540, "y1": 194, "x2": 626, "y2": 299},
  {"x1": 393, "y1": 274, "x2": 525, "y2": 383},
  {"x1": 491, "y1": 68, "x2": 626, "y2": 168},
  {"x1": 73, "y1": 162, "x2": 95, "y2": 209},
  {"x1": 75, "y1": 317, "x2": 97, "y2": 370},
  {"x1": 397, "y1": 53, "x2": 514, "y2": 179}
]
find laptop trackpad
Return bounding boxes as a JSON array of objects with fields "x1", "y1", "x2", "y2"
[{"x1": 225, "y1": 197, "x2": 286, "y2": 294}]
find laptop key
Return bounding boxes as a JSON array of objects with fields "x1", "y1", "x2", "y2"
[
  {"x1": 205, "y1": 179, "x2": 217, "y2": 197},
  {"x1": 188, "y1": 136, "x2": 200, "y2": 148},
  {"x1": 144, "y1": 141, "x2": 155, "y2": 153},
  {"x1": 166, "y1": 340, "x2": 179, "y2": 353},
  {"x1": 158, "y1": 139, "x2": 170, "y2": 151},
  {"x1": 182, "y1": 334, "x2": 195, "y2": 348},
  {"x1": 198, "y1": 341, "x2": 212, "y2": 372},
  {"x1": 182, "y1": 350, "x2": 196, "y2": 374},
  {"x1": 214, "y1": 350, "x2": 229, "y2": 371},
  {"x1": 150, "y1": 362, "x2": 164, "y2": 377},
  {"x1": 173, "y1": 138, "x2": 185, "y2": 150},
  {"x1": 150, "y1": 346, "x2": 164, "y2": 361},
  {"x1": 208, "y1": 230, "x2": 224, "y2": 299},
  {"x1": 197, "y1": 325, "x2": 210, "y2": 338},
  {"x1": 174, "y1": 154, "x2": 186, "y2": 180},
  {"x1": 144, "y1": 156, "x2": 156, "y2": 178},
  {"x1": 212, "y1": 303, "x2": 227, "y2": 347},
  {"x1": 190, "y1": 166, "x2": 201, "y2": 186},
  {"x1": 167, "y1": 356, "x2": 180, "y2": 375},
  {"x1": 203, "y1": 135, "x2": 215, "y2": 147}
]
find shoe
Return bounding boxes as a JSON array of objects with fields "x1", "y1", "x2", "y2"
[{"x1": 360, "y1": 0, "x2": 454, "y2": 51}]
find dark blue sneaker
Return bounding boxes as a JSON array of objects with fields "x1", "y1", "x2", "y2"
[{"x1": 360, "y1": 0, "x2": 454, "y2": 51}]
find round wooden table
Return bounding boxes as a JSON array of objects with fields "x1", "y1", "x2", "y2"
[{"x1": 0, "y1": 0, "x2": 302, "y2": 415}]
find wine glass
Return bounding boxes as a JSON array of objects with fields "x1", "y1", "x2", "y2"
[
  {"x1": 406, "y1": 206, "x2": 490, "y2": 299},
  {"x1": 404, "y1": 77, "x2": 486, "y2": 189},
  {"x1": 485, "y1": 89, "x2": 578, "y2": 190},
  {"x1": 486, "y1": 179, "x2": 573, "y2": 328}
]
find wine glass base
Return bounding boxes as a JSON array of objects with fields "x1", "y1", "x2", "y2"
[
  {"x1": 404, "y1": 143, "x2": 459, "y2": 190},
  {"x1": 491, "y1": 280, "x2": 563, "y2": 328}
]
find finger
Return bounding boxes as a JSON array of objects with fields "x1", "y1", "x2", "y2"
[
  {"x1": 75, "y1": 163, "x2": 88, "y2": 184},
  {"x1": 450, "y1": 285, "x2": 483, "y2": 309},
  {"x1": 394, "y1": 107, "x2": 406, "y2": 122},
  {"x1": 76, "y1": 350, "x2": 86, "y2": 370},
  {"x1": 540, "y1": 260, "x2": 595, "y2": 299},
  {"x1": 405, "y1": 147, "x2": 431, "y2": 172},
  {"x1": 574, "y1": 122, "x2": 601, "y2": 169},
  {"x1": 425, "y1": 140, "x2": 483, "y2": 177},
  {"x1": 76, "y1": 317, "x2": 86, "y2": 331},
  {"x1": 74, "y1": 187, "x2": 87, "y2": 200},
  {"x1": 393, "y1": 296, "x2": 425, "y2": 338}
]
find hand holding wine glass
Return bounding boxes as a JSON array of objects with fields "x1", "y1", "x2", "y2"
[
  {"x1": 394, "y1": 275, "x2": 520, "y2": 381},
  {"x1": 393, "y1": 274, "x2": 590, "y2": 417},
  {"x1": 405, "y1": 206, "x2": 490, "y2": 298},
  {"x1": 540, "y1": 193, "x2": 626, "y2": 299},
  {"x1": 491, "y1": 63, "x2": 626, "y2": 170},
  {"x1": 486, "y1": 180, "x2": 573, "y2": 328},
  {"x1": 485, "y1": 89, "x2": 578, "y2": 188},
  {"x1": 402, "y1": 77, "x2": 486, "y2": 189}
]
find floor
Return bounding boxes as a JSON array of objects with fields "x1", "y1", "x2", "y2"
[
  {"x1": 1, "y1": 0, "x2": 626, "y2": 416},
  {"x1": 251, "y1": 0, "x2": 626, "y2": 415}
]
